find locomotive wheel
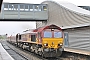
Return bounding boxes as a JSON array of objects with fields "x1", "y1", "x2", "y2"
[
  {"x1": 35, "y1": 49, "x2": 38, "y2": 54},
  {"x1": 30, "y1": 46, "x2": 34, "y2": 52},
  {"x1": 34, "y1": 47, "x2": 38, "y2": 54},
  {"x1": 38, "y1": 51, "x2": 42, "y2": 55},
  {"x1": 19, "y1": 43, "x2": 22, "y2": 48},
  {"x1": 22, "y1": 45, "x2": 24, "y2": 49},
  {"x1": 18, "y1": 43, "x2": 20, "y2": 47}
]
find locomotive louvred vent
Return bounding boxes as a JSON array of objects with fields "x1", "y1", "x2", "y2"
[{"x1": 49, "y1": 25, "x2": 58, "y2": 29}]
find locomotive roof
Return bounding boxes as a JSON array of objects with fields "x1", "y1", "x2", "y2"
[
  {"x1": 33, "y1": 24, "x2": 62, "y2": 32},
  {"x1": 20, "y1": 31, "x2": 37, "y2": 35}
]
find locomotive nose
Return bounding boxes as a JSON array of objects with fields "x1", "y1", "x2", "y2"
[{"x1": 42, "y1": 38, "x2": 63, "y2": 48}]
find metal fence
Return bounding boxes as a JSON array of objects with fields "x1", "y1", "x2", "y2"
[{"x1": 2, "y1": 3, "x2": 47, "y2": 12}]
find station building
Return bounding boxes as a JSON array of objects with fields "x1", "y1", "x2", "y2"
[
  {"x1": 36, "y1": 1, "x2": 90, "y2": 51},
  {"x1": 1, "y1": 0, "x2": 90, "y2": 54}
]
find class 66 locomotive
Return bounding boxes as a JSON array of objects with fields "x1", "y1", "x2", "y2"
[{"x1": 8, "y1": 24, "x2": 64, "y2": 57}]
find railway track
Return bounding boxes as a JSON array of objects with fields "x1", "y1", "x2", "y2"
[
  {"x1": 1, "y1": 40, "x2": 47, "y2": 60},
  {"x1": 1, "y1": 41, "x2": 28, "y2": 60},
  {"x1": 1, "y1": 40, "x2": 90, "y2": 60}
]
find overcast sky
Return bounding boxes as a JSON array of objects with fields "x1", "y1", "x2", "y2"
[
  {"x1": 3, "y1": 0, "x2": 90, "y2": 6},
  {"x1": 1, "y1": 0, "x2": 90, "y2": 36},
  {"x1": 0, "y1": 21, "x2": 36, "y2": 36}
]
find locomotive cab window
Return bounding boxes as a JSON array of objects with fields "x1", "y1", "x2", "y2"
[
  {"x1": 44, "y1": 31, "x2": 52, "y2": 38},
  {"x1": 19, "y1": 35, "x2": 21, "y2": 40},
  {"x1": 54, "y1": 32, "x2": 62, "y2": 38},
  {"x1": 31, "y1": 35, "x2": 36, "y2": 42}
]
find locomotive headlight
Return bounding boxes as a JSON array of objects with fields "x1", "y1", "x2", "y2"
[
  {"x1": 58, "y1": 43, "x2": 63, "y2": 46},
  {"x1": 44, "y1": 43, "x2": 48, "y2": 46},
  {"x1": 60, "y1": 44, "x2": 63, "y2": 46}
]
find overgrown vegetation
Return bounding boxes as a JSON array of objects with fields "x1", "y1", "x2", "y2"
[{"x1": 0, "y1": 36, "x2": 4, "y2": 39}]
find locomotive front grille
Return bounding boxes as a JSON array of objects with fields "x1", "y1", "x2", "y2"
[{"x1": 50, "y1": 48, "x2": 54, "y2": 51}]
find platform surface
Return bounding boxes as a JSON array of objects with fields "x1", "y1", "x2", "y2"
[
  {"x1": 64, "y1": 47, "x2": 90, "y2": 55},
  {"x1": 0, "y1": 43, "x2": 14, "y2": 60}
]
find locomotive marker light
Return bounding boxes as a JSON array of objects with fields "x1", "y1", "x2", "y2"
[
  {"x1": 51, "y1": 29, "x2": 54, "y2": 31},
  {"x1": 58, "y1": 43, "x2": 63, "y2": 46}
]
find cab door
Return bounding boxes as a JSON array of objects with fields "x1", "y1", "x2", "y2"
[
  {"x1": 64, "y1": 32, "x2": 69, "y2": 47},
  {"x1": 0, "y1": 0, "x2": 3, "y2": 12}
]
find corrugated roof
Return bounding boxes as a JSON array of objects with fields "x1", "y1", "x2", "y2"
[
  {"x1": 41, "y1": 1, "x2": 90, "y2": 29},
  {"x1": 54, "y1": 1, "x2": 90, "y2": 16}
]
